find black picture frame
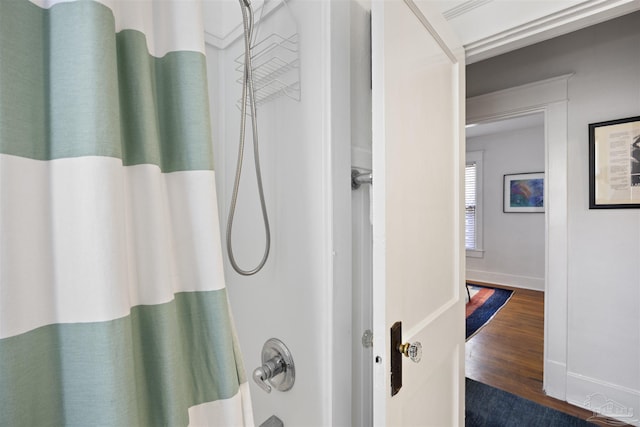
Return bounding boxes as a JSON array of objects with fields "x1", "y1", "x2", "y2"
[{"x1": 589, "y1": 115, "x2": 640, "y2": 209}]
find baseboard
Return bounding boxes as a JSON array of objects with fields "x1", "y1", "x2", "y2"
[
  {"x1": 543, "y1": 359, "x2": 567, "y2": 400},
  {"x1": 566, "y1": 372, "x2": 640, "y2": 427},
  {"x1": 466, "y1": 270, "x2": 544, "y2": 291}
]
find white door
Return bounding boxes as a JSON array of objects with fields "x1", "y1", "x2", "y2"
[{"x1": 371, "y1": 0, "x2": 466, "y2": 425}]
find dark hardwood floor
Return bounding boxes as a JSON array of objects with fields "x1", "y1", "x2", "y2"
[{"x1": 465, "y1": 281, "x2": 597, "y2": 421}]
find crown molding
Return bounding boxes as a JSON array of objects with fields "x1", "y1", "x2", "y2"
[
  {"x1": 442, "y1": 0, "x2": 493, "y2": 21},
  {"x1": 467, "y1": 74, "x2": 572, "y2": 123},
  {"x1": 465, "y1": 0, "x2": 640, "y2": 64}
]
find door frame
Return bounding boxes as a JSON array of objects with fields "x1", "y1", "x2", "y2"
[{"x1": 466, "y1": 74, "x2": 572, "y2": 400}]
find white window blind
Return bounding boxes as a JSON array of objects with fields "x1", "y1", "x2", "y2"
[{"x1": 465, "y1": 162, "x2": 477, "y2": 250}]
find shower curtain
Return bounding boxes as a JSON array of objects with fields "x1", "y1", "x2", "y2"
[{"x1": 0, "y1": 0, "x2": 253, "y2": 425}]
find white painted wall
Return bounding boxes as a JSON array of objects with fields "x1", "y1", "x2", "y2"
[
  {"x1": 467, "y1": 11, "x2": 640, "y2": 425},
  {"x1": 466, "y1": 123, "x2": 546, "y2": 291},
  {"x1": 204, "y1": 1, "x2": 352, "y2": 425}
]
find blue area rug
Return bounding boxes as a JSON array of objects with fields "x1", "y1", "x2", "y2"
[
  {"x1": 466, "y1": 378, "x2": 595, "y2": 426},
  {"x1": 466, "y1": 284, "x2": 513, "y2": 340}
]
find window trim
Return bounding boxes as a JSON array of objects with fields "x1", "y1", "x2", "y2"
[{"x1": 466, "y1": 150, "x2": 484, "y2": 258}]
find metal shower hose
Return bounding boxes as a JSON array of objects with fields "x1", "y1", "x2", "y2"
[{"x1": 226, "y1": 0, "x2": 271, "y2": 276}]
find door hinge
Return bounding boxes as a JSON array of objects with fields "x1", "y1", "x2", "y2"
[{"x1": 362, "y1": 329, "x2": 373, "y2": 348}]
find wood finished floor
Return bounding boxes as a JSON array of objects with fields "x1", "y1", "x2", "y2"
[{"x1": 465, "y1": 281, "x2": 597, "y2": 422}]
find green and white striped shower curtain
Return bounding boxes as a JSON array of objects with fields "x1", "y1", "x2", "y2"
[{"x1": 0, "y1": 0, "x2": 253, "y2": 425}]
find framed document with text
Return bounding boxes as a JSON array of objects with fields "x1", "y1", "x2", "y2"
[{"x1": 589, "y1": 116, "x2": 640, "y2": 209}]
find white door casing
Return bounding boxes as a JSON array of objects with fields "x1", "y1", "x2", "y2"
[
  {"x1": 466, "y1": 74, "x2": 572, "y2": 400},
  {"x1": 371, "y1": 0, "x2": 466, "y2": 425}
]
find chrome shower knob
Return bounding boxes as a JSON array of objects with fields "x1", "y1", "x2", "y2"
[
  {"x1": 253, "y1": 338, "x2": 295, "y2": 393},
  {"x1": 253, "y1": 355, "x2": 285, "y2": 393},
  {"x1": 398, "y1": 341, "x2": 422, "y2": 363}
]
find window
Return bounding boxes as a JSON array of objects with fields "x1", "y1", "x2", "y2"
[
  {"x1": 465, "y1": 151, "x2": 483, "y2": 257},
  {"x1": 465, "y1": 163, "x2": 477, "y2": 248}
]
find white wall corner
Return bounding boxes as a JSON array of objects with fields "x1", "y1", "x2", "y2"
[{"x1": 203, "y1": 0, "x2": 285, "y2": 49}]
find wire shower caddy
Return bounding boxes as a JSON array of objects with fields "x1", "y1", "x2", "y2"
[{"x1": 235, "y1": 0, "x2": 300, "y2": 111}]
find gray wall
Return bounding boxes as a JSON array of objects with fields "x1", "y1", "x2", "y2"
[
  {"x1": 467, "y1": 123, "x2": 545, "y2": 290},
  {"x1": 467, "y1": 11, "x2": 640, "y2": 419}
]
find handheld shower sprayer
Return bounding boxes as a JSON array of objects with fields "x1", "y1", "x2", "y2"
[{"x1": 226, "y1": 0, "x2": 271, "y2": 276}]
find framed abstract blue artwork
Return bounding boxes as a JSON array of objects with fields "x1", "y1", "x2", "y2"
[{"x1": 503, "y1": 172, "x2": 544, "y2": 213}]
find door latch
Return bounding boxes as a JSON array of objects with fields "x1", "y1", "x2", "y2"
[{"x1": 390, "y1": 321, "x2": 422, "y2": 396}]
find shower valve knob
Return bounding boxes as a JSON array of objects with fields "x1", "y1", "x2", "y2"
[
  {"x1": 253, "y1": 338, "x2": 295, "y2": 393},
  {"x1": 253, "y1": 355, "x2": 285, "y2": 393}
]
